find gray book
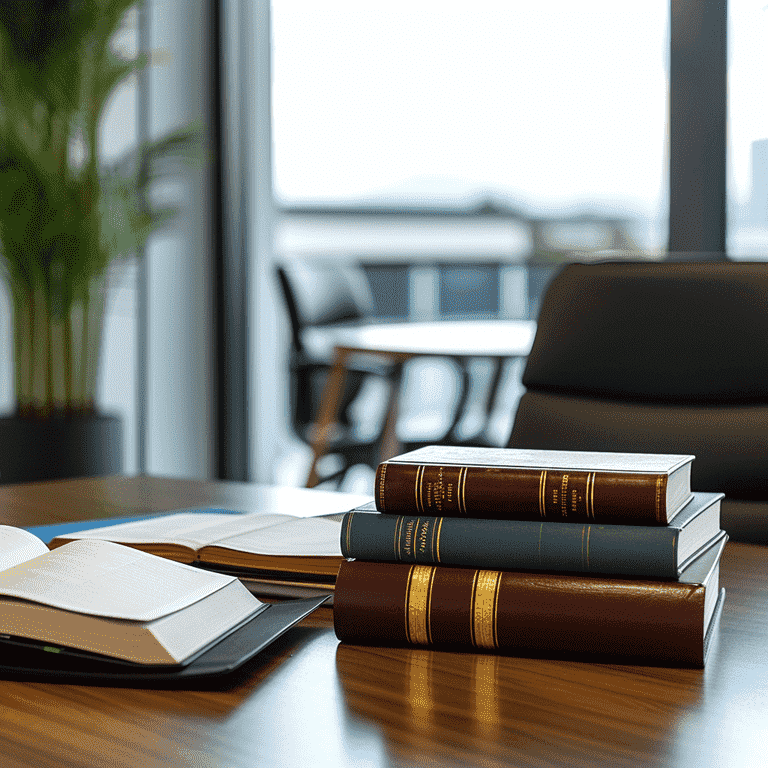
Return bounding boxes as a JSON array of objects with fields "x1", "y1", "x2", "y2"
[{"x1": 341, "y1": 492, "x2": 724, "y2": 579}]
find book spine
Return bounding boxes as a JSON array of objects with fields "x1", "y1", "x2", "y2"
[
  {"x1": 333, "y1": 561, "x2": 706, "y2": 665},
  {"x1": 340, "y1": 512, "x2": 680, "y2": 578},
  {"x1": 375, "y1": 462, "x2": 668, "y2": 524}
]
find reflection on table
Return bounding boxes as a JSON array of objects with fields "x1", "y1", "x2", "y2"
[
  {"x1": 305, "y1": 320, "x2": 536, "y2": 488},
  {"x1": 0, "y1": 476, "x2": 766, "y2": 768}
]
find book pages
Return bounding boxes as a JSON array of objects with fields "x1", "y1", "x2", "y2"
[
  {"x1": 387, "y1": 446, "x2": 693, "y2": 473},
  {"x1": 0, "y1": 539, "x2": 237, "y2": 621},
  {"x1": 0, "y1": 580, "x2": 263, "y2": 664},
  {"x1": 0, "y1": 527, "x2": 49, "y2": 573},
  {"x1": 211, "y1": 516, "x2": 343, "y2": 557},
  {"x1": 62, "y1": 512, "x2": 296, "y2": 550},
  {"x1": 150, "y1": 581, "x2": 264, "y2": 662}
]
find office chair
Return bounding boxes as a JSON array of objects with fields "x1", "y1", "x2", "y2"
[{"x1": 508, "y1": 261, "x2": 768, "y2": 543}]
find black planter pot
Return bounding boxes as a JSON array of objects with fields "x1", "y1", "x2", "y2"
[{"x1": 0, "y1": 413, "x2": 123, "y2": 484}]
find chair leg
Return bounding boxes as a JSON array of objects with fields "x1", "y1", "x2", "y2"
[
  {"x1": 379, "y1": 361, "x2": 404, "y2": 464},
  {"x1": 478, "y1": 357, "x2": 506, "y2": 438},
  {"x1": 444, "y1": 357, "x2": 474, "y2": 444},
  {"x1": 307, "y1": 349, "x2": 351, "y2": 487}
]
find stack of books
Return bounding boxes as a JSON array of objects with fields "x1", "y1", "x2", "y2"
[{"x1": 333, "y1": 446, "x2": 727, "y2": 667}]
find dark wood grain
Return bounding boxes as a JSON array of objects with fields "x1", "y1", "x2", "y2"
[{"x1": 0, "y1": 476, "x2": 766, "y2": 768}]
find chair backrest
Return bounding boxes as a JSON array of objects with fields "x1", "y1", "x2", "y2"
[
  {"x1": 275, "y1": 260, "x2": 382, "y2": 453},
  {"x1": 509, "y1": 261, "x2": 768, "y2": 504},
  {"x1": 276, "y1": 261, "x2": 376, "y2": 352}
]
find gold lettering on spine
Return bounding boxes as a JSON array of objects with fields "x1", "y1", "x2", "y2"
[
  {"x1": 378, "y1": 464, "x2": 387, "y2": 511},
  {"x1": 539, "y1": 470, "x2": 547, "y2": 518},
  {"x1": 416, "y1": 518, "x2": 429, "y2": 559},
  {"x1": 560, "y1": 474, "x2": 569, "y2": 517},
  {"x1": 471, "y1": 570, "x2": 501, "y2": 649},
  {"x1": 405, "y1": 565, "x2": 435, "y2": 645},
  {"x1": 415, "y1": 465, "x2": 425, "y2": 514}
]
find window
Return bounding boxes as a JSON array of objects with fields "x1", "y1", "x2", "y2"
[
  {"x1": 727, "y1": 0, "x2": 768, "y2": 259},
  {"x1": 272, "y1": 1, "x2": 670, "y2": 287}
]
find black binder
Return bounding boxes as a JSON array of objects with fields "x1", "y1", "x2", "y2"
[{"x1": 0, "y1": 595, "x2": 330, "y2": 686}]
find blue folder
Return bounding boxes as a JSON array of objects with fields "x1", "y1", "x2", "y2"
[{"x1": 25, "y1": 507, "x2": 244, "y2": 544}]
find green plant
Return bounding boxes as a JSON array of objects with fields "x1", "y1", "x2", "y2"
[{"x1": 0, "y1": 0, "x2": 201, "y2": 417}]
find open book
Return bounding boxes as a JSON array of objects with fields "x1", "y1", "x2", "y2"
[
  {"x1": 0, "y1": 526, "x2": 265, "y2": 665},
  {"x1": 49, "y1": 510, "x2": 351, "y2": 581}
]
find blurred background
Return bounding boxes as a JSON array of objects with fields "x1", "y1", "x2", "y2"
[{"x1": 0, "y1": 0, "x2": 763, "y2": 494}]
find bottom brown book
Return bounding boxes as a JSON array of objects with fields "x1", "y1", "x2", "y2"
[{"x1": 333, "y1": 536, "x2": 727, "y2": 667}]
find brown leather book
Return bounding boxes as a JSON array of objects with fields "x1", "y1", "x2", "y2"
[
  {"x1": 376, "y1": 446, "x2": 694, "y2": 524},
  {"x1": 333, "y1": 537, "x2": 726, "y2": 667}
]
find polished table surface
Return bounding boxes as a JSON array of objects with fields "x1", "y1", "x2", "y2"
[
  {"x1": 306, "y1": 320, "x2": 537, "y2": 486},
  {"x1": 1, "y1": 475, "x2": 767, "y2": 768}
]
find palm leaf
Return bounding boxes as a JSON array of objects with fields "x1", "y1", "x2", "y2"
[{"x1": 0, "y1": 0, "x2": 204, "y2": 414}]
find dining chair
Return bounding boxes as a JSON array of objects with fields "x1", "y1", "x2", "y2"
[
  {"x1": 275, "y1": 261, "x2": 392, "y2": 487},
  {"x1": 508, "y1": 261, "x2": 768, "y2": 543},
  {"x1": 276, "y1": 260, "x2": 481, "y2": 485}
]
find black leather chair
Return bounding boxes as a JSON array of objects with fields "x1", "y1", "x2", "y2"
[{"x1": 508, "y1": 261, "x2": 768, "y2": 543}]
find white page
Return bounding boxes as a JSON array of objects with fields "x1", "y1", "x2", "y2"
[
  {"x1": 61, "y1": 512, "x2": 296, "y2": 550},
  {"x1": 0, "y1": 527, "x2": 50, "y2": 573},
  {"x1": 0, "y1": 539, "x2": 239, "y2": 621},
  {"x1": 212, "y1": 516, "x2": 343, "y2": 557}
]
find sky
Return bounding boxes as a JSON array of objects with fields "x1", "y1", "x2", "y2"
[
  {"x1": 94, "y1": 1, "x2": 768, "y2": 227},
  {"x1": 271, "y1": 1, "x2": 669, "y2": 218},
  {"x1": 271, "y1": 1, "x2": 768, "y2": 223},
  {"x1": 728, "y1": 0, "x2": 768, "y2": 207}
]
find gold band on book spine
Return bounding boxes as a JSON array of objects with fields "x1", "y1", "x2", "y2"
[
  {"x1": 458, "y1": 466, "x2": 468, "y2": 515},
  {"x1": 344, "y1": 513, "x2": 354, "y2": 556},
  {"x1": 405, "y1": 565, "x2": 435, "y2": 645},
  {"x1": 415, "y1": 465, "x2": 425, "y2": 514},
  {"x1": 586, "y1": 472, "x2": 595, "y2": 519},
  {"x1": 539, "y1": 470, "x2": 547, "y2": 518},
  {"x1": 655, "y1": 475, "x2": 663, "y2": 523},
  {"x1": 471, "y1": 570, "x2": 501, "y2": 649}
]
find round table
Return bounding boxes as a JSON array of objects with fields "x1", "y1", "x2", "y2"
[{"x1": 305, "y1": 320, "x2": 536, "y2": 487}]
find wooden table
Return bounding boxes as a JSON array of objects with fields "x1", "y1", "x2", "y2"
[
  {"x1": 305, "y1": 320, "x2": 537, "y2": 487},
  {"x1": 1, "y1": 475, "x2": 766, "y2": 768}
]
